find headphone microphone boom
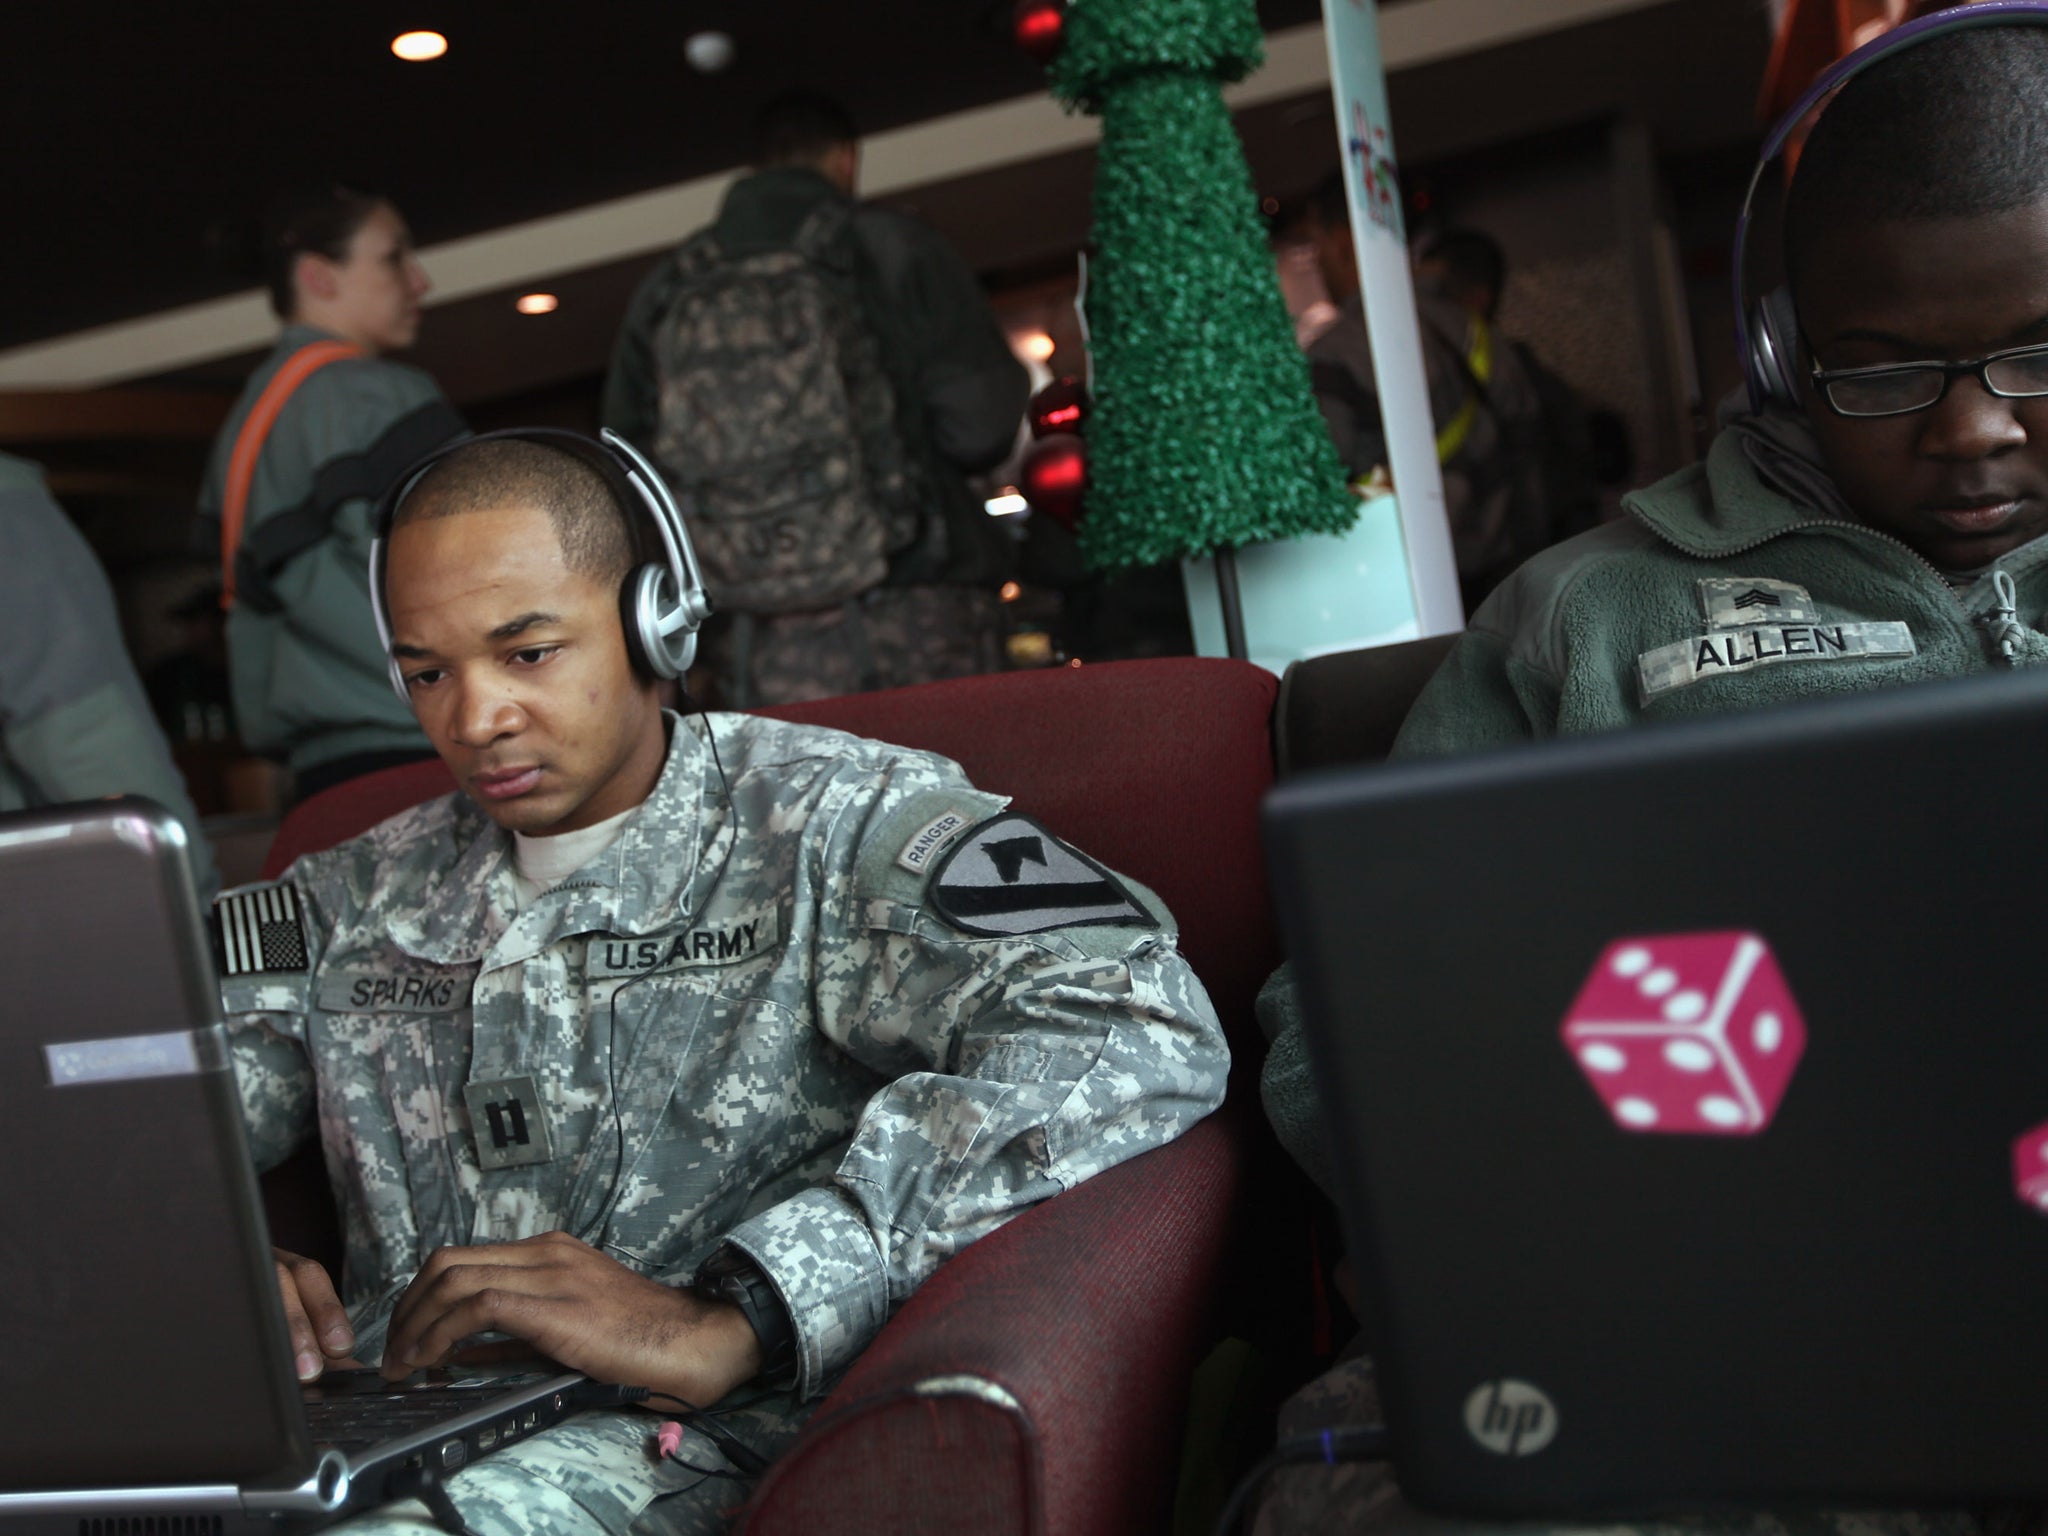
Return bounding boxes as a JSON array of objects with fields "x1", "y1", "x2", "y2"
[
  {"x1": 1734, "y1": 0, "x2": 2048, "y2": 413},
  {"x1": 367, "y1": 428, "x2": 713, "y2": 703}
]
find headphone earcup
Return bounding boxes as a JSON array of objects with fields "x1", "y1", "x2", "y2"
[
  {"x1": 628, "y1": 561, "x2": 698, "y2": 680},
  {"x1": 1748, "y1": 286, "x2": 1803, "y2": 412}
]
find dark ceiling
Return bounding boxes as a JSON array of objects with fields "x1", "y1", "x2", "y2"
[{"x1": 0, "y1": 0, "x2": 1326, "y2": 351}]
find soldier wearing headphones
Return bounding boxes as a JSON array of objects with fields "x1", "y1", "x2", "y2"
[
  {"x1": 1255, "y1": 8, "x2": 2048, "y2": 1533},
  {"x1": 1392, "y1": 5, "x2": 2048, "y2": 756},
  {"x1": 211, "y1": 430, "x2": 1226, "y2": 1535}
]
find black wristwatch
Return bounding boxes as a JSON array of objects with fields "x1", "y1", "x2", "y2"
[{"x1": 695, "y1": 1247, "x2": 798, "y2": 1388}]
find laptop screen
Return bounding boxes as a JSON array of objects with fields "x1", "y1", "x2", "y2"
[{"x1": 0, "y1": 802, "x2": 314, "y2": 1490}]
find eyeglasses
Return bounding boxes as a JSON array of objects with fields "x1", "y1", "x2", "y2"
[{"x1": 1809, "y1": 340, "x2": 2048, "y2": 418}]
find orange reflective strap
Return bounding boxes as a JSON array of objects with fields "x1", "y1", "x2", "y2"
[{"x1": 219, "y1": 340, "x2": 365, "y2": 609}]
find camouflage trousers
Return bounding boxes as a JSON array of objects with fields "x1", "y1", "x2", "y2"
[
  {"x1": 700, "y1": 584, "x2": 1002, "y2": 707},
  {"x1": 1254, "y1": 1347, "x2": 2034, "y2": 1536},
  {"x1": 337, "y1": 1394, "x2": 811, "y2": 1536}
]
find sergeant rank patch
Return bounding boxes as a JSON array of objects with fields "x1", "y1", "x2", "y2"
[
  {"x1": 211, "y1": 881, "x2": 309, "y2": 977},
  {"x1": 928, "y1": 813, "x2": 1152, "y2": 938},
  {"x1": 1695, "y1": 576, "x2": 1820, "y2": 629}
]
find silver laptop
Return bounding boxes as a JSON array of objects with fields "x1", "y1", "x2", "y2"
[{"x1": 0, "y1": 800, "x2": 637, "y2": 1533}]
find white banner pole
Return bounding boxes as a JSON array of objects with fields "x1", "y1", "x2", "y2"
[{"x1": 1322, "y1": 0, "x2": 1466, "y2": 637}]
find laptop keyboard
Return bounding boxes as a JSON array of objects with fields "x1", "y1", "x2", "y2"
[{"x1": 302, "y1": 1370, "x2": 550, "y2": 1453}]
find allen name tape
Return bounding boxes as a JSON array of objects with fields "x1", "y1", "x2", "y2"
[{"x1": 1637, "y1": 620, "x2": 1915, "y2": 704}]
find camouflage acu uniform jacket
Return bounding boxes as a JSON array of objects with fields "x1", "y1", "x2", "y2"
[{"x1": 220, "y1": 712, "x2": 1228, "y2": 1394}]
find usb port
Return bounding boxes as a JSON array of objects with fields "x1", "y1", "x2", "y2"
[
  {"x1": 523, "y1": 1410, "x2": 539, "y2": 1429},
  {"x1": 477, "y1": 1427, "x2": 498, "y2": 1451},
  {"x1": 504, "y1": 1419, "x2": 520, "y2": 1439}
]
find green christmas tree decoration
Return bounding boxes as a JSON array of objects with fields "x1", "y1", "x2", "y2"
[{"x1": 1051, "y1": 0, "x2": 1355, "y2": 571}]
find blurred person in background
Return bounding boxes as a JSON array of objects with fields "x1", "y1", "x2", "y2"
[
  {"x1": 1416, "y1": 226, "x2": 1604, "y2": 546},
  {"x1": 603, "y1": 93, "x2": 1027, "y2": 706},
  {"x1": 1303, "y1": 174, "x2": 1581, "y2": 610},
  {"x1": 196, "y1": 184, "x2": 465, "y2": 802},
  {"x1": 2, "y1": 451, "x2": 218, "y2": 894}
]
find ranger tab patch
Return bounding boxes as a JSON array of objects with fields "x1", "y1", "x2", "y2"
[
  {"x1": 896, "y1": 810, "x2": 973, "y2": 874},
  {"x1": 212, "y1": 881, "x2": 309, "y2": 977},
  {"x1": 928, "y1": 813, "x2": 1152, "y2": 938}
]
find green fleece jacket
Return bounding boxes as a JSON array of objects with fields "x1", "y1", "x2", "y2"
[
  {"x1": 197, "y1": 326, "x2": 465, "y2": 776},
  {"x1": 1401, "y1": 422, "x2": 2048, "y2": 752},
  {"x1": 1261, "y1": 414, "x2": 2048, "y2": 1195}
]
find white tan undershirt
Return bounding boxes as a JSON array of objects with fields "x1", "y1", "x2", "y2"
[{"x1": 508, "y1": 804, "x2": 638, "y2": 914}]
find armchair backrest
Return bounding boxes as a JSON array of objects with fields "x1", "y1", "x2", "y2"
[
  {"x1": 1273, "y1": 633, "x2": 1459, "y2": 776},
  {"x1": 263, "y1": 657, "x2": 1282, "y2": 1042}
]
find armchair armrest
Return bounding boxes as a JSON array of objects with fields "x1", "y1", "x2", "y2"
[{"x1": 737, "y1": 1109, "x2": 1247, "y2": 1536}]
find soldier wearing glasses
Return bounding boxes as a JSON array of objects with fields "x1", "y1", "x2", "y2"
[
  {"x1": 1256, "y1": 19, "x2": 2048, "y2": 1533},
  {"x1": 1387, "y1": 26, "x2": 2048, "y2": 755}
]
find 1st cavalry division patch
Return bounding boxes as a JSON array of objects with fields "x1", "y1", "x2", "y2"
[
  {"x1": 928, "y1": 812, "x2": 1153, "y2": 937},
  {"x1": 212, "y1": 882, "x2": 310, "y2": 977}
]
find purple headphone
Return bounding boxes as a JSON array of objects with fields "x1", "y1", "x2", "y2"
[{"x1": 1736, "y1": 0, "x2": 2048, "y2": 412}]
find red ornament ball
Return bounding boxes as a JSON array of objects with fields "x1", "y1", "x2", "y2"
[
  {"x1": 1013, "y1": 0, "x2": 1066, "y2": 65},
  {"x1": 1028, "y1": 375, "x2": 1090, "y2": 439},
  {"x1": 1020, "y1": 432, "x2": 1087, "y2": 532}
]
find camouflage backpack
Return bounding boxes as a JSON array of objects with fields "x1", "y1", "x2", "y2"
[{"x1": 650, "y1": 200, "x2": 924, "y2": 614}]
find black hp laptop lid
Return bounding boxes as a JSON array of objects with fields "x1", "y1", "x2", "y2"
[
  {"x1": 0, "y1": 802, "x2": 625, "y2": 1533},
  {"x1": 1264, "y1": 669, "x2": 2048, "y2": 1518}
]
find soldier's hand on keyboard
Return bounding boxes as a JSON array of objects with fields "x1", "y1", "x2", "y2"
[
  {"x1": 380, "y1": 1230, "x2": 763, "y2": 1406},
  {"x1": 275, "y1": 1247, "x2": 361, "y2": 1381}
]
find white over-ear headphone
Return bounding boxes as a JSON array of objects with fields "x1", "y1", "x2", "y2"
[
  {"x1": 1736, "y1": 0, "x2": 2048, "y2": 412},
  {"x1": 367, "y1": 427, "x2": 713, "y2": 702}
]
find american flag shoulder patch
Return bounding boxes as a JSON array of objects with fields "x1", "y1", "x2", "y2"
[
  {"x1": 211, "y1": 880, "x2": 311, "y2": 977},
  {"x1": 928, "y1": 812, "x2": 1153, "y2": 939}
]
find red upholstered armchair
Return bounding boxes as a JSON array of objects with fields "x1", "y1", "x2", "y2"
[{"x1": 256, "y1": 656, "x2": 1282, "y2": 1536}]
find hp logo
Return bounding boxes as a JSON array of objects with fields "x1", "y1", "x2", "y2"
[{"x1": 1463, "y1": 1380, "x2": 1558, "y2": 1457}]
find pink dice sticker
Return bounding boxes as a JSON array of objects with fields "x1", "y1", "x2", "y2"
[
  {"x1": 1562, "y1": 931, "x2": 1807, "y2": 1136},
  {"x1": 2011, "y1": 1123, "x2": 2048, "y2": 1214}
]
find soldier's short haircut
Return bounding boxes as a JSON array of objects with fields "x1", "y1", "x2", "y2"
[
  {"x1": 260, "y1": 182, "x2": 390, "y2": 320},
  {"x1": 753, "y1": 92, "x2": 858, "y2": 168},
  {"x1": 392, "y1": 439, "x2": 639, "y2": 589},
  {"x1": 1785, "y1": 25, "x2": 2048, "y2": 292}
]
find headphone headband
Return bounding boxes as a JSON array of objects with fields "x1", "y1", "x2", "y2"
[
  {"x1": 367, "y1": 427, "x2": 712, "y2": 698},
  {"x1": 1733, "y1": 0, "x2": 2048, "y2": 411}
]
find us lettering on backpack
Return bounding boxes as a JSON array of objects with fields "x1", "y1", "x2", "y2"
[{"x1": 650, "y1": 201, "x2": 926, "y2": 614}]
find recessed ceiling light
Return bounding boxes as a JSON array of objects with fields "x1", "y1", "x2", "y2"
[
  {"x1": 391, "y1": 31, "x2": 448, "y2": 62},
  {"x1": 515, "y1": 293, "x2": 559, "y2": 315},
  {"x1": 685, "y1": 31, "x2": 735, "y2": 73}
]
